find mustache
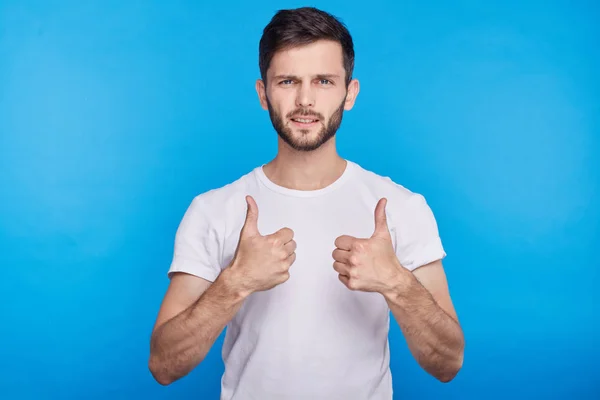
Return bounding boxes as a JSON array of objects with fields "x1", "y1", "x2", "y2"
[{"x1": 286, "y1": 109, "x2": 324, "y2": 120}]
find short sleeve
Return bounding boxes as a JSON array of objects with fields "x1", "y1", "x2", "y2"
[
  {"x1": 393, "y1": 193, "x2": 447, "y2": 271},
  {"x1": 167, "y1": 196, "x2": 223, "y2": 282}
]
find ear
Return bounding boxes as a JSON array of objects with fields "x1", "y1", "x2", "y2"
[
  {"x1": 343, "y1": 78, "x2": 360, "y2": 111},
  {"x1": 256, "y1": 79, "x2": 268, "y2": 110}
]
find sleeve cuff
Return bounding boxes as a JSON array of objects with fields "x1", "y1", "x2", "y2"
[
  {"x1": 167, "y1": 256, "x2": 221, "y2": 282},
  {"x1": 400, "y1": 237, "x2": 447, "y2": 272}
]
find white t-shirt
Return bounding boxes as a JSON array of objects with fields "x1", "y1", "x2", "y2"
[{"x1": 168, "y1": 159, "x2": 446, "y2": 400}]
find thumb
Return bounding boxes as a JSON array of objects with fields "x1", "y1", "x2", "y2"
[
  {"x1": 372, "y1": 198, "x2": 390, "y2": 238},
  {"x1": 241, "y1": 195, "x2": 259, "y2": 237}
]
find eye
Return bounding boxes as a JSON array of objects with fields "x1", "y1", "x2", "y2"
[
  {"x1": 280, "y1": 79, "x2": 294, "y2": 85},
  {"x1": 319, "y1": 79, "x2": 331, "y2": 85}
]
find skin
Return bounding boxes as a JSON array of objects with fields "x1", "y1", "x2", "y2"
[
  {"x1": 148, "y1": 39, "x2": 464, "y2": 386},
  {"x1": 332, "y1": 197, "x2": 464, "y2": 382}
]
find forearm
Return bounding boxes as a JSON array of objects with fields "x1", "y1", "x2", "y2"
[
  {"x1": 149, "y1": 269, "x2": 247, "y2": 385},
  {"x1": 383, "y1": 273, "x2": 464, "y2": 382}
]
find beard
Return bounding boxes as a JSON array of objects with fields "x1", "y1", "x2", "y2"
[{"x1": 266, "y1": 95, "x2": 346, "y2": 152}]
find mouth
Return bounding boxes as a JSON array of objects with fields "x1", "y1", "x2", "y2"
[{"x1": 290, "y1": 117, "x2": 320, "y2": 128}]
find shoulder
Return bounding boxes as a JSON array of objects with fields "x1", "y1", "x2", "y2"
[
  {"x1": 187, "y1": 167, "x2": 259, "y2": 214},
  {"x1": 174, "y1": 167, "x2": 260, "y2": 242},
  {"x1": 348, "y1": 160, "x2": 440, "y2": 235},
  {"x1": 349, "y1": 160, "x2": 426, "y2": 208}
]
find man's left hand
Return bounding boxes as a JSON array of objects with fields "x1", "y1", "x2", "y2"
[{"x1": 332, "y1": 198, "x2": 410, "y2": 294}]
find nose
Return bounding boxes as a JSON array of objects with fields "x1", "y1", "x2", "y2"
[{"x1": 295, "y1": 81, "x2": 315, "y2": 108}]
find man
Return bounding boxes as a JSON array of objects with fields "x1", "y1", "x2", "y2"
[{"x1": 148, "y1": 6, "x2": 464, "y2": 399}]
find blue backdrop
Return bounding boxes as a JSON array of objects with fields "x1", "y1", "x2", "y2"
[{"x1": 1, "y1": 1, "x2": 598, "y2": 399}]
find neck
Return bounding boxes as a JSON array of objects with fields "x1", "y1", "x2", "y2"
[{"x1": 262, "y1": 137, "x2": 347, "y2": 191}]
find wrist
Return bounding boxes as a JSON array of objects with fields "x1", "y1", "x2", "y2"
[
  {"x1": 381, "y1": 265, "x2": 415, "y2": 302},
  {"x1": 219, "y1": 267, "x2": 253, "y2": 301}
]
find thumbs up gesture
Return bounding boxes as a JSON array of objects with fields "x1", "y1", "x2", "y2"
[
  {"x1": 227, "y1": 195, "x2": 297, "y2": 294},
  {"x1": 332, "y1": 198, "x2": 407, "y2": 294}
]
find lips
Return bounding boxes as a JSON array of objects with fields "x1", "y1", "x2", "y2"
[
  {"x1": 290, "y1": 117, "x2": 319, "y2": 128},
  {"x1": 291, "y1": 117, "x2": 319, "y2": 123}
]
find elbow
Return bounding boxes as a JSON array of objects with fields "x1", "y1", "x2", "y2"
[
  {"x1": 148, "y1": 352, "x2": 204, "y2": 386},
  {"x1": 153, "y1": 374, "x2": 174, "y2": 387},
  {"x1": 437, "y1": 349, "x2": 464, "y2": 383},
  {"x1": 438, "y1": 368, "x2": 460, "y2": 383},
  {"x1": 148, "y1": 355, "x2": 175, "y2": 386}
]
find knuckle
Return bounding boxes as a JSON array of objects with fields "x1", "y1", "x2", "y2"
[
  {"x1": 346, "y1": 278, "x2": 357, "y2": 290},
  {"x1": 332, "y1": 252, "x2": 339, "y2": 262},
  {"x1": 349, "y1": 254, "x2": 359, "y2": 266},
  {"x1": 352, "y1": 241, "x2": 365, "y2": 252},
  {"x1": 288, "y1": 254, "x2": 296, "y2": 265}
]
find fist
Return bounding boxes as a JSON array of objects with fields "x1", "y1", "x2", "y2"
[
  {"x1": 332, "y1": 198, "x2": 406, "y2": 293},
  {"x1": 228, "y1": 195, "x2": 297, "y2": 293}
]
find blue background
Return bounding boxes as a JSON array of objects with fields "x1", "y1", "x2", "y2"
[{"x1": 1, "y1": 0, "x2": 598, "y2": 399}]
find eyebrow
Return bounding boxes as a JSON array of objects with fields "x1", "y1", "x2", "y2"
[{"x1": 273, "y1": 74, "x2": 341, "y2": 81}]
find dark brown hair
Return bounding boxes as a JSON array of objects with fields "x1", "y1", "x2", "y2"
[{"x1": 258, "y1": 7, "x2": 355, "y2": 86}]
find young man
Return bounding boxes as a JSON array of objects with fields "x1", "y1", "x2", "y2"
[{"x1": 149, "y1": 7, "x2": 464, "y2": 399}]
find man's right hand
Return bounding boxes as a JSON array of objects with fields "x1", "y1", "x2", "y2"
[{"x1": 227, "y1": 195, "x2": 297, "y2": 294}]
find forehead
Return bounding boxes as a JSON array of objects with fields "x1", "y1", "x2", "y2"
[{"x1": 268, "y1": 40, "x2": 345, "y2": 78}]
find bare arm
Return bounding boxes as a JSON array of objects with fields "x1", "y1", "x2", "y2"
[
  {"x1": 331, "y1": 197, "x2": 463, "y2": 382},
  {"x1": 149, "y1": 195, "x2": 296, "y2": 385},
  {"x1": 383, "y1": 259, "x2": 464, "y2": 382},
  {"x1": 148, "y1": 268, "x2": 247, "y2": 385}
]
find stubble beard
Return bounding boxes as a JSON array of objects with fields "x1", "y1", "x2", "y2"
[{"x1": 266, "y1": 94, "x2": 347, "y2": 152}]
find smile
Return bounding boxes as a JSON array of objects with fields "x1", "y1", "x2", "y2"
[{"x1": 291, "y1": 118, "x2": 319, "y2": 127}]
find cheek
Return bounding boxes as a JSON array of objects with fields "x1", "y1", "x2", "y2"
[
  {"x1": 325, "y1": 93, "x2": 346, "y2": 111},
  {"x1": 269, "y1": 89, "x2": 295, "y2": 109}
]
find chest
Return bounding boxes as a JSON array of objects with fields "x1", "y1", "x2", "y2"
[
  {"x1": 221, "y1": 194, "x2": 395, "y2": 313},
  {"x1": 221, "y1": 194, "x2": 396, "y2": 275}
]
